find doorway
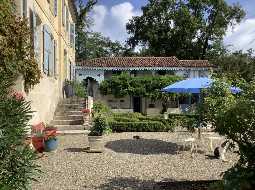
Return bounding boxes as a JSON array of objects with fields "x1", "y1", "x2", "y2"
[{"x1": 133, "y1": 97, "x2": 141, "y2": 113}]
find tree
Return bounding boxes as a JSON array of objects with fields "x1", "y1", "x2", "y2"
[
  {"x1": 201, "y1": 78, "x2": 255, "y2": 190},
  {"x1": 0, "y1": 1, "x2": 40, "y2": 189},
  {"x1": 127, "y1": 0, "x2": 245, "y2": 59},
  {"x1": 78, "y1": 32, "x2": 128, "y2": 60},
  {"x1": 212, "y1": 49, "x2": 255, "y2": 82},
  {"x1": 75, "y1": 0, "x2": 97, "y2": 60}
]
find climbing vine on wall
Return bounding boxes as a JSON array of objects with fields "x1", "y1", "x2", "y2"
[
  {"x1": 0, "y1": 1, "x2": 41, "y2": 91},
  {"x1": 99, "y1": 72, "x2": 182, "y2": 100}
]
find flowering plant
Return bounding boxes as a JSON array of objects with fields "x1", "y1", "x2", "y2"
[
  {"x1": 43, "y1": 127, "x2": 57, "y2": 141},
  {"x1": 11, "y1": 91, "x2": 25, "y2": 101},
  {"x1": 81, "y1": 108, "x2": 90, "y2": 114}
]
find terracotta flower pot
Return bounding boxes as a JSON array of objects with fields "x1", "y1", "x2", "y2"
[{"x1": 32, "y1": 136, "x2": 44, "y2": 153}]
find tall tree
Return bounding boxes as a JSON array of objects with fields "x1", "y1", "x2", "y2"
[
  {"x1": 212, "y1": 49, "x2": 255, "y2": 82},
  {"x1": 126, "y1": 0, "x2": 245, "y2": 59},
  {"x1": 75, "y1": 0, "x2": 97, "y2": 60}
]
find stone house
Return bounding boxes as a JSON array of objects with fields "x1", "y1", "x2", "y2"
[
  {"x1": 14, "y1": 0, "x2": 76, "y2": 124},
  {"x1": 75, "y1": 57, "x2": 213, "y2": 115}
]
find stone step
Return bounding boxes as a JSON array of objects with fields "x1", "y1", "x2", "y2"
[
  {"x1": 57, "y1": 130, "x2": 90, "y2": 136},
  {"x1": 55, "y1": 111, "x2": 83, "y2": 116},
  {"x1": 55, "y1": 125, "x2": 85, "y2": 131},
  {"x1": 54, "y1": 115, "x2": 83, "y2": 120},
  {"x1": 61, "y1": 98, "x2": 85, "y2": 104},
  {"x1": 51, "y1": 119, "x2": 84, "y2": 125},
  {"x1": 55, "y1": 107, "x2": 84, "y2": 112}
]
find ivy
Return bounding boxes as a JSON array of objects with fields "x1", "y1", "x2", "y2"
[
  {"x1": 99, "y1": 72, "x2": 182, "y2": 100},
  {"x1": 0, "y1": 1, "x2": 41, "y2": 91}
]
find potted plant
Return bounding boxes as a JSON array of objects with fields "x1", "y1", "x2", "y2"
[
  {"x1": 31, "y1": 131, "x2": 44, "y2": 153},
  {"x1": 63, "y1": 79, "x2": 74, "y2": 98},
  {"x1": 44, "y1": 127, "x2": 58, "y2": 152},
  {"x1": 87, "y1": 115, "x2": 108, "y2": 153}
]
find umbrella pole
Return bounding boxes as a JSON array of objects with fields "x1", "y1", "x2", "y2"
[{"x1": 198, "y1": 93, "x2": 202, "y2": 139}]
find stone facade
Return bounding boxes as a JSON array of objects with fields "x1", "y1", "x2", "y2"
[{"x1": 14, "y1": 0, "x2": 76, "y2": 124}]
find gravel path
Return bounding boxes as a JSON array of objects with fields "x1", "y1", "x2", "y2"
[{"x1": 31, "y1": 132, "x2": 238, "y2": 190}]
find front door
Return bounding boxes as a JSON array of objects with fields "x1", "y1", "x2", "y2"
[{"x1": 133, "y1": 97, "x2": 141, "y2": 113}]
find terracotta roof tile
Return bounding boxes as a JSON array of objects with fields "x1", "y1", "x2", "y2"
[{"x1": 76, "y1": 57, "x2": 213, "y2": 68}]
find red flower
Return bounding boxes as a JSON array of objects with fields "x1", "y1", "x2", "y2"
[
  {"x1": 81, "y1": 108, "x2": 90, "y2": 113},
  {"x1": 11, "y1": 91, "x2": 24, "y2": 101}
]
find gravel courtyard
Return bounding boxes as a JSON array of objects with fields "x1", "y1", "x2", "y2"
[{"x1": 31, "y1": 132, "x2": 238, "y2": 190}]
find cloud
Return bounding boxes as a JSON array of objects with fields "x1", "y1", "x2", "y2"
[
  {"x1": 224, "y1": 18, "x2": 255, "y2": 52},
  {"x1": 90, "y1": 2, "x2": 142, "y2": 43}
]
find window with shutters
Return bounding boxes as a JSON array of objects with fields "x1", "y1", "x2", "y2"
[
  {"x1": 43, "y1": 25, "x2": 55, "y2": 77},
  {"x1": 70, "y1": 23, "x2": 75, "y2": 48}
]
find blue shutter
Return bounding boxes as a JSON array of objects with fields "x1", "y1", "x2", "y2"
[{"x1": 54, "y1": 0, "x2": 57, "y2": 16}]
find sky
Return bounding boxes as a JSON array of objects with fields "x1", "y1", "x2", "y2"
[{"x1": 87, "y1": 0, "x2": 255, "y2": 52}]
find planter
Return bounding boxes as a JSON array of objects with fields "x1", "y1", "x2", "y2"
[
  {"x1": 44, "y1": 138, "x2": 58, "y2": 152},
  {"x1": 164, "y1": 112, "x2": 169, "y2": 119},
  {"x1": 87, "y1": 136, "x2": 103, "y2": 153},
  {"x1": 32, "y1": 136, "x2": 44, "y2": 153},
  {"x1": 64, "y1": 84, "x2": 74, "y2": 98}
]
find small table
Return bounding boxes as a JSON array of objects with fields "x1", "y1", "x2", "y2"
[{"x1": 206, "y1": 136, "x2": 222, "y2": 152}]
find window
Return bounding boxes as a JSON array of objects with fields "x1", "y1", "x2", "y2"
[
  {"x1": 66, "y1": 7, "x2": 69, "y2": 33},
  {"x1": 70, "y1": 23, "x2": 75, "y2": 48},
  {"x1": 22, "y1": 0, "x2": 27, "y2": 17},
  {"x1": 31, "y1": 11, "x2": 41, "y2": 64},
  {"x1": 62, "y1": 0, "x2": 65, "y2": 26},
  {"x1": 64, "y1": 50, "x2": 68, "y2": 78},
  {"x1": 54, "y1": 0, "x2": 57, "y2": 16},
  {"x1": 43, "y1": 25, "x2": 55, "y2": 76}
]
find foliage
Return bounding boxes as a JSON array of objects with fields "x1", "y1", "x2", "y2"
[
  {"x1": 211, "y1": 49, "x2": 255, "y2": 82},
  {"x1": 77, "y1": 32, "x2": 132, "y2": 60},
  {"x1": 201, "y1": 78, "x2": 255, "y2": 189},
  {"x1": 109, "y1": 121, "x2": 170, "y2": 132},
  {"x1": 75, "y1": 0, "x2": 136, "y2": 60},
  {"x1": 92, "y1": 101, "x2": 111, "y2": 116},
  {"x1": 0, "y1": 89, "x2": 39, "y2": 189},
  {"x1": 0, "y1": 0, "x2": 40, "y2": 91},
  {"x1": 99, "y1": 72, "x2": 182, "y2": 100},
  {"x1": 126, "y1": 0, "x2": 245, "y2": 59},
  {"x1": 89, "y1": 115, "x2": 110, "y2": 136},
  {"x1": 73, "y1": 81, "x2": 87, "y2": 98}
]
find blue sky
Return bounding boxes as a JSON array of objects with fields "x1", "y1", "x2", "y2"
[{"x1": 87, "y1": 0, "x2": 255, "y2": 52}]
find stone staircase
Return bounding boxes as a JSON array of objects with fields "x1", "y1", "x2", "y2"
[{"x1": 51, "y1": 98, "x2": 90, "y2": 135}]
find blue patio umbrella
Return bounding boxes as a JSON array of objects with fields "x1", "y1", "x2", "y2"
[{"x1": 162, "y1": 77, "x2": 241, "y2": 94}]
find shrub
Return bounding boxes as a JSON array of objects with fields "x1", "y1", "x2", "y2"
[
  {"x1": 73, "y1": 81, "x2": 87, "y2": 98},
  {"x1": 89, "y1": 115, "x2": 108, "y2": 136},
  {"x1": 109, "y1": 121, "x2": 173, "y2": 132},
  {"x1": 92, "y1": 101, "x2": 111, "y2": 115},
  {"x1": 0, "y1": 90, "x2": 39, "y2": 189}
]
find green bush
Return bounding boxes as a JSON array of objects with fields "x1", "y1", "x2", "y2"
[
  {"x1": 89, "y1": 115, "x2": 110, "y2": 136},
  {"x1": 92, "y1": 101, "x2": 111, "y2": 115},
  {"x1": 113, "y1": 112, "x2": 143, "y2": 119},
  {"x1": 73, "y1": 81, "x2": 87, "y2": 98},
  {"x1": 109, "y1": 121, "x2": 173, "y2": 132}
]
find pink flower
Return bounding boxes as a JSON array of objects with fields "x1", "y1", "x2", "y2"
[{"x1": 11, "y1": 91, "x2": 24, "y2": 101}]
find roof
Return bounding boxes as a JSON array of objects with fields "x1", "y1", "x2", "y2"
[
  {"x1": 69, "y1": 0, "x2": 78, "y2": 22},
  {"x1": 76, "y1": 57, "x2": 213, "y2": 69}
]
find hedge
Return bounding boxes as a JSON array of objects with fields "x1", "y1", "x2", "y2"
[{"x1": 109, "y1": 121, "x2": 174, "y2": 132}]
